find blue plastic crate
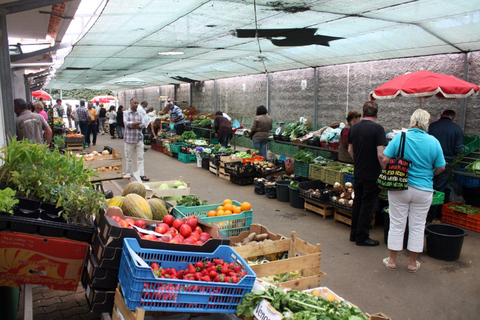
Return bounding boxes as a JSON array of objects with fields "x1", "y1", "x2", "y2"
[
  {"x1": 118, "y1": 238, "x2": 256, "y2": 313},
  {"x1": 454, "y1": 168, "x2": 480, "y2": 188},
  {"x1": 172, "y1": 201, "x2": 253, "y2": 237}
]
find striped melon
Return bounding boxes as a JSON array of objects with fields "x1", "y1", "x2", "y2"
[
  {"x1": 122, "y1": 181, "x2": 147, "y2": 198},
  {"x1": 122, "y1": 193, "x2": 152, "y2": 220},
  {"x1": 107, "y1": 196, "x2": 124, "y2": 208},
  {"x1": 148, "y1": 198, "x2": 168, "y2": 221}
]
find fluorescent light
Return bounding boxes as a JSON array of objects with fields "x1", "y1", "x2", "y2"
[{"x1": 158, "y1": 51, "x2": 184, "y2": 55}]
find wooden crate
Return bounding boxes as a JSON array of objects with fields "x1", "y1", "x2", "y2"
[
  {"x1": 83, "y1": 150, "x2": 122, "y2": 182},
  {"x1": 66, "y1": 142, "x2": 83, "y2": 151},
  {"x1": 334, "y1": 208, "x2": 375, "y2": 228},
  {"x1": 219, "y1": 172, "x2": 230, "y2": 181},
  {"x1": 304, "y1": 200, "x2": 334, "y2": 219},
  {"x1": 209, "y1": 163, "x2": 219, "y2": 176},
  {"x1": 233, "y1": 231, "x2": 325, "y2": 291}
]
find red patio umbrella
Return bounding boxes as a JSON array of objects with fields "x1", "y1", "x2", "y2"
[
  {"x1": 370, "y1": 70, "x2": 479, "y2": 107},
  {"x1": 91, "y1": 95, "x2": 116, "y2": 104},
  {"x1": 32, "y1": 90, "x2": 52, "y2": 100}
]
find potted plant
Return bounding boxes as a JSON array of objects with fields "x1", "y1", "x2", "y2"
[{"x1": 57, "y1": 184, "x2": 106, "y2": 226}]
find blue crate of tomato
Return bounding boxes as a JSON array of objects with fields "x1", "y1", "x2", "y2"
[{"x1": 118, "y1": 238, "x2": 256, "y2": 313}]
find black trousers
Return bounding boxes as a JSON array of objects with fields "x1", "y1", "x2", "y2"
[
  {"x1": 86, "y1": 121, "x2": 97, "y2": 145},
  {"x1": 175, "y1": 123, "x2": 185, "y2": 135},
  {"x1": 350, "y1": 177, "x2": 379, "y2": 242}
]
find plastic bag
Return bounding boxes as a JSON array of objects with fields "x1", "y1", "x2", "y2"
[{"x1": 232, "y1": 119, "x2": 241, "y2": 129}]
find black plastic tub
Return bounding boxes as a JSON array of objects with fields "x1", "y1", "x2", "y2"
[
  {"x1": 13, "y1": 198, "x2": 41, "y2": 219},
  {"x1": 425, "y1": 224, "x2": 467, "y2": 261},
  {"x1": 276, "y1": 181, "x2": 290, "y2": 202},
  {"x1": 289, "y1": 186, "x2": 304, "y2": 209}
]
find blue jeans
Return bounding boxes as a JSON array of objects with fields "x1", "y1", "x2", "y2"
[
  {"x1": 79, "y1": 121, "x2": 88, "y2": 141},
  {"x1": 252, "y1": 139, "x2": 268, "y2": 160},
  {"x1": 219, "y1": 134, "x2": 231, "y2": 148}
]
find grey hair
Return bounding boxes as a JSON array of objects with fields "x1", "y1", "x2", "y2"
[{"x1": 410, "y1": 109, "x2": 430, "y2": 131}]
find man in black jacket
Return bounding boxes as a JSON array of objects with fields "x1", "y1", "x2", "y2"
[{"x1": 428, "y1": 110, "x2": 463, "y2": 222}]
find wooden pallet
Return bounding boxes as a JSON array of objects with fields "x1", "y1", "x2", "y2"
[
  {"x1": 304, "y1": 200, "x2": 334, "y2": 219},
  {"x1": 209, "y1": 163, "x2": 219, "y2": 176},
  {"x1": 66, "y1": 142, "x2": 83, "y2": 151},
  {"x1": 334, "y1": 208, "x2": 375, "y2": 228},
  {"x1": 219, "y1": 172, "x2": 230, "y2": 181}
]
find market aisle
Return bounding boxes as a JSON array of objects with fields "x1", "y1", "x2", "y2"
[{"x1": 18, "y1": 134, "x2": 480, "y2": 320}]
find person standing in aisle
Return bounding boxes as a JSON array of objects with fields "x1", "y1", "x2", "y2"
[
  {"x1": 98, "y1": 103, "x2": 107, "y2": 134},
  {"x1": 124, "y1": 98, "x2": 149, "y2": 181},
  {"x1": 33, "y1": 101, "x2": 48, "y2": 121},
  {"x1": 66, "y1": 103, "x2": 73, "y2": 128},
  {"x1": 54, "y1": 99, "x2": 64, "y2": 119},
  {"x1": 427, "y1": 109, "x2": 463, "y2": 223},
  {"x1": 86, "y1": 101, "x2": 98, "y2": 147},
  {"x1": 338, "y1": 110, "x2": 361, "y2": 163},
  {"x1": 14, "y1": 98, "x2": 52, "y2": 145},
  {"x1": 382, "y1": 109, "x2": 445, "y2": 272},
  {"x1": 164, "y1": 100, "x2": 185, "y2": 135},
  {"x1": 106, "y1": 105, "x2": 117, "y2": 139},
  {"x1": 139, "y1": 100, "x2": 151, "y2": 151},
  {"x1": 250, "y1": 105, "x2": 272, "y2": 160},
  {"x1": 77, "y1": 101, "x2": 90, "y2": 141},
  {"x1": 116, "y1": 105, "x2": 125, "y2": 139},
  {"x1": 214, "y1": 111, "x2": 232, "y2": 147},
  {"x1": 348, "y1": 101, "x2": 387, "y2": 246}
]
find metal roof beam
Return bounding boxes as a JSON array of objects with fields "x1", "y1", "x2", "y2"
[
  {"x1": 1, "y1": 0, "x2": 75, "y2": 15},
  {"x1": 11, "y1": 43, "x2": 71, "y2": 62}
]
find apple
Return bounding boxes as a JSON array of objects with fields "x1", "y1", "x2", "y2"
[
  {"x1": 118, "y1": 220, "x2": 129, "y2": 228},
  {"x1": 186, "y1": 216, "x2": 198, "y2": 229},
  {"x1": 195, "y1": 226, "x2": 203, "y2": 233},
  {"x1": 190, "y1": 231, "x2": 200, "y2": 241},
  {"x1": 169, "y1": 227, "x2": 179, "y2": 235},
  {"x1": 173, "y1": 234, "x2": 185, "y2": 242},
  {"x1": 199, "y1": 235, "x2": 209, "y2": 243},
  {"x1": 172, "y1": 218, "x2": 185, "y2": 230},
  {"x1": 111, "y1": 216, "x2": 122, "y2": 222},
  {"x1": 160, "y1": 235, "x2": 172, "y2": 242},
  {"x1": 141, "y1": 234, "x2": 157, "y2": 241},
  {"x1": 163, "y1": 215, "x2": 174, "y2": 226},
  {"x1": 195, "y1": 240, "x2": 204, "y2": 245},
  {"x1": 155, "y1": 223, "x2": 169, "y2": 234},
  {"x1": 200, "y1": 232, "x2": 211, "y2": 240},
  {"x1": 183, "y1": 237, "x2": 196, "y2": 244},
  {"x1": 134, "y1": 219, "x2": 147, "y2": 229},
  {"x1": 124, "y1": 218, "x2": 135, "y2": 225},
  {"x1": 179, "y1": 224, "x2": 192, "y2": 238}
]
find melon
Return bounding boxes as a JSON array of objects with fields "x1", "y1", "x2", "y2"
[
  {"x1": 148, "y1": 198, "x2": 168, "y2": 221},
  {"x1": 122, "y1": 181, "x2": 147, "y2": 198},
  {"x1": 107, "y1": 196, "x2": 124, "y2": 207},
  {"x1": 122, "y1": 194, "x2": 152, "y2": 219}
]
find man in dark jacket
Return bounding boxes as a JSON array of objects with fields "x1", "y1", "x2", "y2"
[
  {"x1": 428, "y1": 109, "x2": 463, "y2": 222},
  {"x1": 214, "y1": 111, "x2": 232, "y2": 147}
]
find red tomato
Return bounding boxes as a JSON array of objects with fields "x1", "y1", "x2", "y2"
[
  {"x1": 163, "y1": 214, "x2": 174, "y2": 227},
  {"x1": 179, "y1": 224, "x2": 192, "y2": 238},
  {"x1": 124, "y1": 218, "x2": 135, "y2": 225},
  {"x1": 118, "y1": 220, "x2": 129, "y2": 228},
  {"x1": 200, "y1": 232, "x2": 211, "y2": 240},
  {"x1": 172, "y1": 218, "x2": 185, "y2": 230}
]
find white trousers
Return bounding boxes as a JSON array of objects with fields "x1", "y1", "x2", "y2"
[
  {"x1": 125, "y1": 140, "x2": 145, "y2": 176},
  {"x1": 387, "y1": 187, "x2": 433, "y2": 253}
]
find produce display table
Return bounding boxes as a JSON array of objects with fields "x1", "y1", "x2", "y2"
[
  {"x1": 304, "y1": 199, "x2": 334, "y2": 219},
  {"x1": 334, "y1": 208, "x2": 376, "y2": 228},
  {"x1": 273, "y1": 139, "x2": 339, "y2": 153}
]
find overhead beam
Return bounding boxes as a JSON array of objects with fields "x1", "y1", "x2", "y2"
[
  {"x1": 11, "y1": 43, "x2": 70, "y2": 62},
  {"x1": 1, "y1": 0, "x2": 75, "y2": 15}
]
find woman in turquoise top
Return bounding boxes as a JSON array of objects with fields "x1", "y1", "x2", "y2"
[{"x1": 381, "y1": 109, "x2": 445, "y2": 273}]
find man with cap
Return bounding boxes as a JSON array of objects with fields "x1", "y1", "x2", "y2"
[{"x1": 14, "y1": 98, "x2": 52, "y2": 145}]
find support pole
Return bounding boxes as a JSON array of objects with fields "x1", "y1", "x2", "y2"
[
  {"x1": 460, "y1": 52, "x2": 470, "y2": 130},
  {"x1": 266, "y1": 73, "x2": 271, "y2": 112},
  {"x1": 313, "y1": 68, "x2": 318, "y2": 130},
  {"x1": 213, "y1": 80, "x2": 217, "y2": 113},
  {"x1": 0, "y1": 13, "x2": 16, "y2": 142}
]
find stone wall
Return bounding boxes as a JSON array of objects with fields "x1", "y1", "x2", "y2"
[{"x1": 117, "y1": 51, "x2": 480, "y2": 134}]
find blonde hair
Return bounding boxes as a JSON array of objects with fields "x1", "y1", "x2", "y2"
[
  {"x1": 410, "y1": 109, "x2": 430, "y2": 131},
  {"x1": 33, "y1": 101, "x2": 44, "y2": 112}
]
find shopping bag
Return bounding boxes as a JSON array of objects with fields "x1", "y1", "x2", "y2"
[{"x1": 377, "y1": 132, "x2": 411, "y2": 190}]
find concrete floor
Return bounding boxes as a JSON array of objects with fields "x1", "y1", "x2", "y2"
[{"x1": 18, "y1": 133, "x2": 480, "y2": 319}]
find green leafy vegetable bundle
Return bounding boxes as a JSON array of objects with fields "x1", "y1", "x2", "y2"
[
  {"x1": 176, "y1": 195, "x2": 208, "y2": 207},
  {"x1": 0, "y1": 188, "x2": 19, "y2": 214},
  {"x1": 180, "y1": 131, "x2": 197, "y2": 141},
  {"x1": 293, "y1": 150, "x2": 315, "y2": 163}
]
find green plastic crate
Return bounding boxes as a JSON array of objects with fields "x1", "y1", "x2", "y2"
[
  {"x1": 432, "y1": 191, "x2": 445, "y2": 205},
  {"x1": 170, "y1": 142, "x2": 189, "y2": 153},
  {"x1": 172, "y1": 201, "x2": 253, "y2": 237},
  {"x1": 309, "y1": 161, "x2": 349, "y2": 181},
  {"x1": 463, "y1": 134, "x2": 479, "y2": 155},
  {"x1": 294, "y1": 161, "x2": 312, "y2": 178},
  {"x1": 178, "y1": 152, "x2": 196, "y2": 163}
]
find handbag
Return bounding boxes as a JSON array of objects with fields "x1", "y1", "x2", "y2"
[{"x1": 377, "y1": 131, "x2": 411, "y2": 190}]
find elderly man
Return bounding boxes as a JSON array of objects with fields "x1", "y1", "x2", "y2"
[
  {"x1": 14, "y1": 98, "x2": 52, "y2": 144},
  {"x1": 163, "y1": 100, "x2": 185, "y2": 135},
  {"x1": 124, "y1": 98, "x2": 149, "y2": 181}
]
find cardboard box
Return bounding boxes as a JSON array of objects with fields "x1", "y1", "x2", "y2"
[
  {"x1": 143, "y1": 179, "x2": 191, "y2": 198},
  {"x1": 83, "y1": 151, "x2": 122, "y2": 182},
  {"x1": 0, "y1": 231, "x2": 88, "y2": 291},
  {"x1": 233, "y1": 231, "x2": 325, "y2": 291}
]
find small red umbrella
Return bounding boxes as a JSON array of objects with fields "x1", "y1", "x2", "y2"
[
  {"x1": 91, "y1": 95, "x2": 116, "y2": 104},
  {"x1": 32, "y1": 90, "x2": 52, "y2": 100},
  {"x1": 370, "y1": 70, "x2": 479, "y2": 107}
]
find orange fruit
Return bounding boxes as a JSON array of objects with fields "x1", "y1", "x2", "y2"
[
  {"x1": 223, "y1": 203, "x2": 233, "y2": 212},
  {"x1": 217, "y1": 206, "x2": 224, "y2": 212},
  {"x1": 208, "y1": 210, "x2": 217, "y2": 217},
  {"x1": 233, "y1": 206, "x2": 242, "y2": 214},
  {"x1": 311, "y1": 289, "x2": 321, "y2": 296},
  {"x1": 217, "y1": 210, "x2": 225, "y2": 216},
  {"x1": 326, "y1": 294, "x2": 336, "y2": 302},
  {"x1": 224, "y1": 210, "x2": 232, "y2": 215},
  {"x1": 223, "y1": 199, "x2": 232, "y2": 206},
  {"x1": 240, "y1": 202, "x2": 251, "y2": 211}
]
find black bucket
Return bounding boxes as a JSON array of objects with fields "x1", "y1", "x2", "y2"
[
  {"x1": 289, "y1": 186, "x2": 304, "y2": 209},
  {"x1": 383, "y1": 207, "x2": 408, "y2": 249},
  {"x1": 276, "y1": 181, "x2": 290, "y2": 202},
  {"x1": 425, "y1": 224, "x2": 467, "y2": 261}
]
